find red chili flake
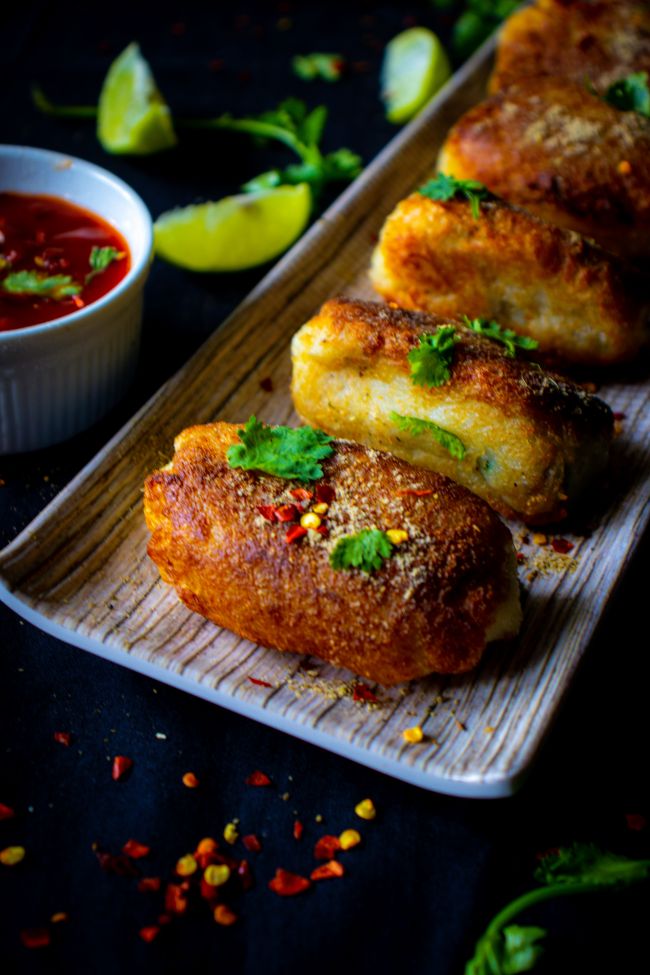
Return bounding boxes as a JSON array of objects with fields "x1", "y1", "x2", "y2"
[
  {"x1": 352, "y1": 683, "x2": 378, "y2": 704},
  {"x1": 275, "y1": 503, "x2": 300, "y2": 522},
  {"x1": 551, "y1": 538, "x2": 574, "y2": 554},
  {"x1": 397, "y1": 488, "x2": 434, "y2": 497},
  {"x1": 245, "y1": 770, "x2": 271, "y2": 787},
  {"x1": 200, "y1": 875, "x2": 219, "y2": 901},
  {"x1": 285, "y1": 525, "x2": 308, "y2": 544},
  {"x1": 20, "y1": 928, "x2": 50, "y2": 949},
  {"x1": 122, "y1": 839, "x2": 150, "y2": 859},
  {"x1": 0, "y1": 803, "x2": 15, "y2": 821},
  {"x1": 613, "y1": 412, "x2": 626, "y2": 421},
  {"x1": 315, "y1": 484, "x2": 335, "y2": 504},
  {"x1": 625, "y1": 813, "x2": 647, "y2": 831},
  {"x1": 53, "y1": 731, "x2": 72, "y2": 746},
  {"x1": 248, "y1": 676, "x2": 273, "y2": 688},
  {"x1": 94, "y1": 846, "x2": 140, "y2": 877},
  {"x1": 314, "y1": 835, "x2": 341, "y2": 861},
  {"x1": 259, "y1": 376, "x2": 274, "y2": 392},
  {"x1": 137, "y1": 876, "x2": 162, "y2": 893},
  {"x1": 257, "y1": 504, "x2": 279, "y2": 522},
  {"x1": 293, "y1": 819, "x2": 304, "y2": 841},
  {"x1": 242, "y1": 834, "x2": 262, "y2": 853},
  {"x1": 111, "y1": 755, "x2": 133, "y2": 781},
  {"x1": 139, "y1": 925, "x2": 160, "y2": 943},
  {"x1": 315, "y1": 525, "x2": 329, "y2": 537},
  {"x1": 214, "y1": 904, "x2": 238, "y2": 926},
  {"x1": 268, "y1": 868, "x2": 311, "y2": 896},
  {"x1": 70, "y1": 295, "x2": 85, "y2": 309},
  {"x1": 290, "y1": 488, "x2": 313, "y2": 503},
  {"x1": 165, "y1": 882, "x2": 188, "y2": 915},
  {"x1": 311, "y1": 859, "x2": 345, "y2": 881},
  {"x1": 182, "y1": 772, "x2": 200, "y2": 789},
  {"x1": 238, "y1": 859, "x2": 254, "y2": 891},
  {"x1": 516, "y1": 552, "x2": 526, "y2": 564}
]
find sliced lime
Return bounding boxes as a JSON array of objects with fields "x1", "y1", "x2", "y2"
[
  {"x1": 97, "y1": 42, "x2": 176, "y2": 155},
  {"x1": 153, "y1": 183, "x2": 312, "y2": 272},
  {"x1": 381, "y1": 27, "x2": 451, "y2": 125}
]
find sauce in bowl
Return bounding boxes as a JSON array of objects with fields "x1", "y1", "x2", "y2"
[{"x1": 0, "y1": 192, "x2": 131, "y2": 332}]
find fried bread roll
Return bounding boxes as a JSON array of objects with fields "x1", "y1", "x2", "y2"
[
  {"x1": 490, "y1": 0, "x2": 650, "y2": 94},
  {"x1": 437, "y1": 78, "x2": 650, "y2": 261},
  {"x1": 370, "y1": 192, "x2": 648, "y2": 367},
  {"x1": 291, "y1": 299, "x2": 614, "y2": 523},
  {"x1": 144, "y1": 422, "x2": 522, "y2": 685}
]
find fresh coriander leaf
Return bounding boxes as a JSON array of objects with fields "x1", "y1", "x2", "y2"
[
  {"x1": 1, "y1": 270, "x2": 81, "y2": 299},
  {"x1": 418, "y1": 173, "x2": 495, "y2": 218},
  {"x1": 603, "y1": 71, "x2": 650, "y2": 117},
  {"x1": 85, "y1": 245, "x2": 125, "y2": 284},
  {"x1": 330, "y1": 528, "x2": 394, "y2": 574},
  {"x1": 321, "y1": 148, "x2": 363, "y2": 182},
  {"x1": 462, "y1": 316, "x2": 539, "y2": 357},
  {"x1": 226, "y1": 416, "x2": 334, "y2": 482},
  {"x1": 534, "y1": 843, "x2": 650, "y2": 888},
  {"x1": 501, "y1": 926, "x2": 547, "y2": 974},
  {"x1": 407, "y1": 325, "x2": 459, "y2": 387},
  {"x1": 292, "y1": 53, "x2": 345, "y2": 83},
  {"x1": 390, "y1": 411, "x2": 466, "y2": 460},
  {"x1": 298, "y1": 104, "x2": 328, "y2": 147}
]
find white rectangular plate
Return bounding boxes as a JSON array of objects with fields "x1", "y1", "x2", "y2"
[{"x1": 2, "y1": 40, "x2": 649, "y2": 798}]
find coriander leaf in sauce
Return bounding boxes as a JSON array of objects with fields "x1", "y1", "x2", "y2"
[
  {"x1": 86, "y1": 245, "x2": 126, "y2": 285},
  {"x1": 1, "y1": 270, "x2": 81, "y2": 300},
  {"x1": 390, "y1": 411, "x2": 466, "y2": 460},
  {"x1": 462, "y1": 315, "x2": 539, "y2": 357},
  {"x1": 407, "y1": 325, "x2": 459, "y2": 387},
  {"x1": 418, "y1": 172, "x2": 495, "y2": 218},
  {"x1": 227, "y1": 416, "x2": 334, "y2": 481},
  {"x1": 329, "y1": 528, "x2": 394, "y2": 574},
  {"x1": 603, "y1": 71, "x2": 650, "y2": 117}
]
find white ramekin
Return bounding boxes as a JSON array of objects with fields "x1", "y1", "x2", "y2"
[{"x1": 0, "y1": 145, "x2": 153, "y2": 454}]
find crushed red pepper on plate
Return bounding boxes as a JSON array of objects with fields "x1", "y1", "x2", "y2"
[
  {"x1": 311, "y1": 860, "x2": 345, "y2": 880},
  {"x1": 293, "y1": 819, "x2": 304, "y2": 840},
  {"x1": 138, "y1": 876, "x2": 162, "y2": 893},
  {"x1": 53, "y1": 731, "x2": 72, "y2": 746},
  {"x1": 245, "y1": 769, "x2": 271, "y2": 786},
  {"x1": 314, "y1": 835, "x2": 340, "y2": 860},
  {"x1": 182, "y1": 771, "x2": 200, "y2": 788},
  {"x1": 248, "y1": 676, "x2": 273, "y2": 688},
  {"x1": 268, "y1": 867, "x2": 311, "y2": 896},
  {"x1": 111, "y1": 755, "x2": 133, "y2": 781},
  {"x1": 352, "y1": 682, "x2": 378, "y2": 703},
  {"x1": 214, "y1": 904, "x2": 238, "y2": 926},
  {"x1": 122, "y1": 839, "x2": 150, "y2": 859},
  {"x1": 0, "y1": 803, "x2": 15, "y2": 820},
  {"x1": 242, "y1": 834, "x2": 263, "y2": 852},
  {"x1": 20, "y1": 928, "x2": 51, "y2": 949},
  {"x1": 551, "y1": 537, "x2": 574, "y2": 555},
  {"x1": 139, "y1": 925, "x2": 160, "y2": 943}
]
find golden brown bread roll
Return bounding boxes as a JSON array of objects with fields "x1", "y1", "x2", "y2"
[
  {"x1": 369, "y1": 191, "x2": 648, "y2": 367},
  {"x1": 291, "y1": 298, "x2": 614, "y2": 523},
  {"x1": 490, "y1": 0, "x2": 650, "y2": 94},
  {"x1": 144, "y1": 421, "x2": 522, "y2": 686},
  {"x1": 437, "y1": 77, "x2": 650, "y2": 261}
]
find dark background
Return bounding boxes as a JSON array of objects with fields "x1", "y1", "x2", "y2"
[{"x1": 1, "y1": 3, "x2": 648, "y2": 973}]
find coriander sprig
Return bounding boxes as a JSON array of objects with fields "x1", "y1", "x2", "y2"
[
  {"x1": 418, "y1": 173, "x2": 495, "y2": 218},
  {"x1": 462, "y1": 316, "x2": 538, "y2": 357},
  {"x1": 602, "y1": 71, "x2": 650, "y2": 117},
  {"x1": 1, "y1": 270, "x2": 81, "y2": 299},
  {"x1": 226, "y1": 416, "x2": 334, "y2": 482},
  {"x1": 330, "y1": 529, "x2": 395, "y2": 574},
  {"x1": 407, "y1": 326, "x2": 460, "y2": 388}
]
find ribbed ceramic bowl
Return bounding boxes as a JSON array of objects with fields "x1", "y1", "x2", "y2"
[{"x1": 0, "y1": 146, "x2": 153, "y2": 454}]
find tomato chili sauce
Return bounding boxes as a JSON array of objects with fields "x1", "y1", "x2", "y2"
[{"x1": 0, "y1": 192, "x2": 130, "y2": 332}]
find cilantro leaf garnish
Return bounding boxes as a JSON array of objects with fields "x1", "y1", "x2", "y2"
[
  {"x1": 390, "y1": 411, "x2": 466, "y2": 460},
  {"x1": 226, "y1": 416, "x2": 334, "y2": 482},
  {"x1": 407, "y1": 326, "x2": 459, "y2": 387},
  {"x1": 329, "y1": 529, "x2": 394, "y2": 574},
  {"x1": 1, "y1": 270, "x2": 81, "y2": 299},
  {"x1": 603, "y1": 71, "x2": 650, "y2": 117},
  {"x1": 462, "y1": 315, "x2": 539, "y2": 357},
  {"x1": 292, "y1": 53, "x2": 345, "y2": 83},
  {"x1": 85, "y1": 245, "x2": 126, "y2": 284},
  {"x1": 465, "y1": 843, "x2": 650, "y2": 975},
  {"x1": 418, "y1": 173, "x2": 495, "y2": 218}
]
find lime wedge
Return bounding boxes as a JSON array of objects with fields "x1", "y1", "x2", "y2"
[
  {"x1": 153, "y1": 183, "x2": 312, "y2": 272},
  {"x1": 97, "y1": 42, "x2": 177, "y2": 154},
  {"x1": 381, "y1": 27, "x2": 451, "y2": 124}
]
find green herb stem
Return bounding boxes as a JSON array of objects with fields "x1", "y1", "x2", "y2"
[
  {"x1": 179, "y1": 114, "x2": 322, "y2": 166},
  {"x1": 31, "y1": 85, "x2": 98, "y2": 119}
]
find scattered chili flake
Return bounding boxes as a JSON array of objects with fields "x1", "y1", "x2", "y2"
[
  {"x1": 397, "y1": 488, "x2": 434, "y2": 497},
  {"x1": 223, "y1": 822, "x2": 239, "y2": 846},
  {"x1": 214, "y1": 904, "x2": 238, "y2": 926},
  {"x1": 196, "y1": 837, "x2": 219, "y2": 856},
  {"x1": 248, "y1": 676, "x2": 273, "y2": 688},
  {"x1": 20, "y1": 928, "x2": 50, "y2": 949},
  {"x1": 268, "y1": 868, "x2": 311, "y2": 896},
  {"x1": 625, "y1": 813, "x2": 647, "y2": 831},
  {"x1": 285, "y1": 525, "x2": 308, "y2": 544},
  {"x1": 275, "y1": 503, "x2": 300, "y2": 522},
  {"x1": 122, "y1": 839, "x2": 150, "y2": 859},
  {"x1": 165, "y1": 882, "x2": 188, "y2": 915},
  {"x1": 314, "y1": 835, "x2": 341, "y2": 860},
  {"x1": 176, "y1": 854, "x2": 198, "y2": 877},
  {"x1": 613, "y1": 412, "x2": 626, "y2": 421},
  {"x1": 182, "y1": 772, "x2": 200, "y2": 789},
  {"x1": 137, "y1": 876, "x2": 162, "y2": 893},
  {"x1": 290, "y1": 488, "x2": 313, "y2": 503},
  {"x1": 338, "y1": 829, "x2": 361, "y2": 851},
  {"x1": 50, "y1": 912, "x2": 68, "y2": 924},
  {"x1": 0, "y1": 845, "x2": 25, "y2": 866},
  {"x1": 311, "y1": 860, "x2": 345, "y2": 881},
  {"x1": 293, "y1": 819, "x2": 304, "y2": 841},
  {"x1": 257, "y1": 504, "x2": 279, "y2": 522},
  {"x1": 111, "y1": 755, "x2": 133, "y2": 781},
  {"x1": 516, "y1": 552, "x2": 526, "y2": 564},
  {"x1": 204, "y1": 864, "x2": 230, "y2": 887},
  {"x1": 354, "y1": 798, "x2": 376, "y2": 821},
  {"x1": 245, "y1": 769, "x2": 271, "y2": 787},
  {"x1": 242, "y1": 834, "x2": 262, "y2": 853},
  {"x1": 551, "y1": 537, "x2": 574, "y2": 555},
  {"x1": 352, "y1": 683, "x2": 378, "y2": 704},
  {"x1": 139, "y1": 925, "x2": 160, "y2": 943},
  {"x1": 93, "y1": 846, "x2": 139, "y2": 877},
  {"x1": 238, "y1": 859, "x2": 254, "y2": 891},
  {"x1": 454, "y1": 718, "x2": 467, "y2": 732},
  {"x1": 315, "y1": 484, "x2": 335, "y2": 504},
  {"x1": 0, "y1": 803, "x2": 15, "y2": 820},
  {"x1": 53, "y1": 731, "x2": 72, "y2": 746}
]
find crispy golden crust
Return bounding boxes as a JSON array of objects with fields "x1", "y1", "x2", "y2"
[
  {"x1": 490, "y1": 0, "x2": 650, "y2": 93},
  {"x1": 144, "y1": 423, "x2": 522, "y2": 685},
  {"x1": 437, "y1": 77, "x2": 650, "y2": 260},
  {"x1": 370, "y1": 193, "x2": 649, "y2": 366},
  {"x1": 291, "y1": 298, "x2": 613, "y2": 522}
]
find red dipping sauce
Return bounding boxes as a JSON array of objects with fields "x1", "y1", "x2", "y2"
[{"x1": 0, "y1": 192, "x2": 131, "y2": 332}]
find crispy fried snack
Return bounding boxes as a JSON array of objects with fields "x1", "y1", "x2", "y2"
[
  {"x1": 490, "y1": 0, "x2": 650, "y2": 94},
  {"x1": 144, "y1": 422, "x2": 522, "y2": 685},
  {"x1": 437, "y1": 78, "x2": 650, "y2": 261},
  {"x1": 370, "y1": 192, "x2": 648, "y2": 367},
  {"x1": 291, "y1": 298, "x2": 614, "y2": 523}
]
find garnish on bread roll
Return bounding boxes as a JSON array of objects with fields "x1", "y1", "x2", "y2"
[
  {"x1": 291, "y1": 298, "x2": 614, "y2": 524},
  {"x1": 144, "y1": 420, "x2": 522, "y2": 685}
]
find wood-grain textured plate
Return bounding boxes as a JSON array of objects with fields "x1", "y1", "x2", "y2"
[{"x1": 2, "y1": 39, "x2": 649, "y2": 797}]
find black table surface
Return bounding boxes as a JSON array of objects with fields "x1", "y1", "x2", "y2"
[{"x1": 1, "y1": 4, "x2": 648, "y2": 973}]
